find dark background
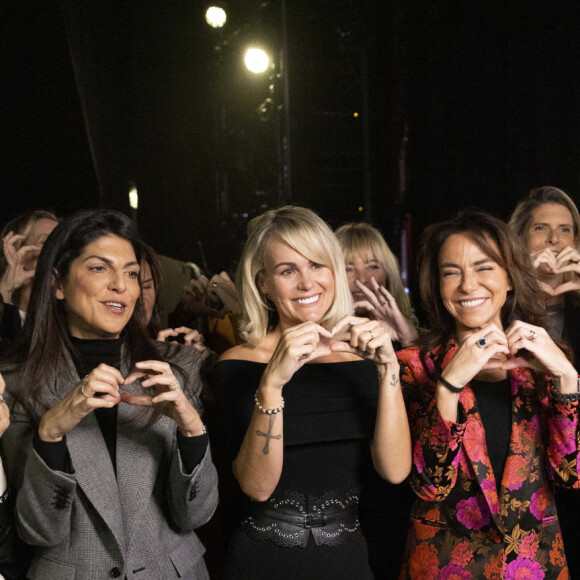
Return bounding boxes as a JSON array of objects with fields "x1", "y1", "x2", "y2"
[{"x1": 3, "y1": 1, "x2": 580, "y2": 290}]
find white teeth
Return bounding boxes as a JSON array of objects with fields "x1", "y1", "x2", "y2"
[
  {"x1": 297, "y1": 295, "x2": 319, "y2": 305},
  {"x1": 107, "y1": 302, "x2": 123, "y2": 309},
  {"x1": 460, "y1": 298, "x2": 485, "y2": 308}
]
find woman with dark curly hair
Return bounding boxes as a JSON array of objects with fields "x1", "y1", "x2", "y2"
[{"x1": 396, "y1": 209, "x2": 579, "y2": 579}]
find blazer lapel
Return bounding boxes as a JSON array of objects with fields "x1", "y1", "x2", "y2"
[
  {"x1": 459, "y1": 387, "x2": 505, "y2": 533},
  {"x1": 115, "y1": 378, "x2": 169, "y2": 551},
  {"x1": 51, "y1": 356, "x2": 126, "y2": 554},
  {"x1": 66, "y1": 413, "x2": 126, "y2": 553},
  {"x1": 498, "y1": 368, "x2": 535, "y2": 525}
]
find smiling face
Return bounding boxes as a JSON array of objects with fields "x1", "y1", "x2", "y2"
[
  {"x1": 56, "y1": 235, "x2": 141, "y2": 339},
  {"x1": 345, "y1": 254, "x2": 388, "y2": 300},
  {"x1": 439, "y1": 233, "x2": 511, "y2": 338},
  {"x1": 527, "y1": 203, "x2": 576, "y2": 271},
  {"x1": 257, "y1": 237, "x2": 335, "y2": 330}
]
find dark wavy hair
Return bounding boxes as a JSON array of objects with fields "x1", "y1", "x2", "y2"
[
  {"x1": 418, "y1": 208, "x2": 547, "y2": 376},
  {"x1": 8, "y1": 209, "x2": 163, "y2": 413},
  {"x1": 140, "y1": 242, "x2": 164, "y2": 337}
]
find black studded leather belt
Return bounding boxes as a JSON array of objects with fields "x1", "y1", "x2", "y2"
[{"x1": 240, "y1": 488, "x2": 362, "y2": 548}]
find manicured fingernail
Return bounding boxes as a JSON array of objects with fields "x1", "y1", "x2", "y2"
[{"x1": 330, "y1": 327, "x2": 336, "y2": 337}]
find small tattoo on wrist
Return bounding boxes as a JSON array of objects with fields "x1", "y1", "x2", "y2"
[{"x1": 390, "y1": 373, "x2": 398, "y2": 387}]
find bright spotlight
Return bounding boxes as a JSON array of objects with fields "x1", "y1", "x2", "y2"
[
  {"x1": 244, "y1": 48, "x2": 270, "y2": 74},
  {"x1": 205, "y1": 6, "x2": 226, "y2": 28},
  {"x1": 129, "y1": 186, "x2": 139, "y2": 210}
]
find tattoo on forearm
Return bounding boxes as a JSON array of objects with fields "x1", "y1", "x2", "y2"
[
  {"x1": 256, "y1": 415, "x2": 281, "y2": 455},
  {"x1": 390, "y1": 373, "x2": 399, "y2": 387}
]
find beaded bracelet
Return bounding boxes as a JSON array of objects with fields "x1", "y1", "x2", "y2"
[
  {"x1": 438, "y1": 376, "x2": 463, "y2": 394},
  {"x1": 254, "y1": 391, "x2": 285, "y2": 414}
]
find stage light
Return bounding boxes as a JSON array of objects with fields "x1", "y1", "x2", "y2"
[
  {"x1": 129, "y1": 186, "x2": 139, "y2": 210},
  {"x1": 205, "y1": 6, "x2": 226, "y2": 28},
  {"x1": 244, "y1": 48, "x2": 270, "y2": 74}
]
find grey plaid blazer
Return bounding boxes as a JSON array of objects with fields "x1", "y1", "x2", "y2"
[{"x1": 3, "y1": 342, "x2": 218, "y2": 580}]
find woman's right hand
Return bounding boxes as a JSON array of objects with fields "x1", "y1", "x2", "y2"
[
  {"x1": 259, "y1": 322, "x2": 333, "y2": 395},
  {"x1": 0, "y1": 232, "x2": 41, "y2": 303},
  {"x1": 352, "y1": 277, "x2": 418, "y2": 347},
  {"x1": 0, "y1": 373, "x2": 9, "y2": 438},
  {"x1": 530, "y1": 247, "x2": 558, "y2": 273},
  {"x1": 207, "y1": 271, "x2": 241, "y2": 316},
  {"x1": 441, "y1": 323, "x2": 510, "y2": 388},
  {"x1": 38, "y1": 364, "x2": 123, "y2": 442}
]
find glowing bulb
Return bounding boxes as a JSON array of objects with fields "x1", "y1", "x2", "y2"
[
  {"x1": 244, "y1": 48, "x2": 270, "y2": 73},
  {"x1": 205, "y1": 6, "x2": 226, "y2": 28},
  {"x1": 358, "y1": 206, "x2": 363, "y2": 212},
  {"x1": 353, "y1": 112, "x2": 359, "y2": 118},
  {"x1": 129, "y1": 187, "x2": 138, "y2": 210}
]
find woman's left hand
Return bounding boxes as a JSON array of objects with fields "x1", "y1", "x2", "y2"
[
  {"x1": 329, "y1": 315, "x2": 397, "y2": 365},
  {"x1": 0, "y1": 373, "x2": 9, "y2": 438},
  {"x1": 352, "y1": 278, "x2": 418, "y2": 347},
  {"x1": 121, "y1": 361, "x2": 205, "y2": 436},
  {"x1": 497, "y1": 321, "x2": 578, "y2": 392}
]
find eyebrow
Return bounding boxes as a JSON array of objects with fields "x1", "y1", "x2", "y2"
[
  {"x1": 82, "y1": 255, "x2": 139, "y2": 268},
  {"x1": 273, "y1": 261, "x2": 296, "y2": 269},
  {"x1": 440, "y1": 258, "x2": 493, "y2": 268},
  {"x1": 531, "y1": 221, "x2": 573, "y2": 227},
  {"x1": 346, "y1": 258, "x2": 378, "y2": 265}
]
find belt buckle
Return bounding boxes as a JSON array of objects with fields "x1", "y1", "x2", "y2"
[{"x1": 304, "y1": 512, "x2": 326, "y2": 528}]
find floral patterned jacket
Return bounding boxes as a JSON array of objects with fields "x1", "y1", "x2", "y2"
[{"x1": 398, "y1": 343, "x2": 579, "y2": 580}]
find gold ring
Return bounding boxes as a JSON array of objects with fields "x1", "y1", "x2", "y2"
[
  {"x1": 80, "y1": 376, "x2": 92, "y2": 398},
  {"x1": 169, "y1": 383, "x2": 181, "y2": 391}
]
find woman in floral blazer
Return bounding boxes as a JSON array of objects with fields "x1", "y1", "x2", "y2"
[{"x1": 397, "y1": 210, "x2": 579, "y2": 579}]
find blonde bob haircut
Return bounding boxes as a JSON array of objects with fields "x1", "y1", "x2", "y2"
[
  {"x1": 335, "y1": 222, "x2": 413, "y2": 320},
  {"x1": 236, "y1": 206, "x2": 353, "y2": 345}
]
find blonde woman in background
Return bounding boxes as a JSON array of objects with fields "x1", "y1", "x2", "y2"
[
  {"x1": 336, "y1": 223, "x2": 418, "y2": 348},
  {"x1": 336, "y1": 222, "x2": 419, "y2": 578}
]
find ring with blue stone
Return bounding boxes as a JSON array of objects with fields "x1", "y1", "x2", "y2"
[{"x1": 476, "y1": 337, "x2": 488, "y2": 349}]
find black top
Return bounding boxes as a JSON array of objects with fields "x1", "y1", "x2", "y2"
[
  {"x1": 71, "y1": 336, "x2": 123, "y2": 472},
  {"x1": 470, "y1": 378, "x2": 511, "y2": 486},
  {"x1": 214, "y1": 359, "x2": 379, "y2": 580}
]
